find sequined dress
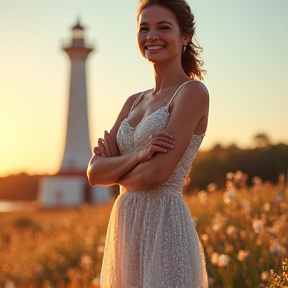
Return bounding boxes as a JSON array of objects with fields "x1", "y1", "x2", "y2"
[{"x1": 100, "y1": 81, "x2": 208, "y2": 288}]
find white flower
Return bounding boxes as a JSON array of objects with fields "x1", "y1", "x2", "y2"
[
  {"x1": 237, "y1": 250, "x2": 249, "y2": 262},
  {"x1": 207, "y1": 183, "x2": 217, "y2": 192},
  {"x1": 252, "y1": 219, "x2": 264, "y2": 233},
  {"x1": 234, "y1": 170, "x2": 243, "y2": 181},
  {"x1": 226, "y1": 172, "x2": 234, "y2": 180},
  {"x1": 198, "y1": 190, "x2": 208, "y2": 204},
  {"x1": 261, "y1": 271, "x2": 269, "y2": 281},
  {"x1": 217, "y1": 254, "x2": 230, "y2": 267},
  {"x1": 226, "y1": 225, "x2": 237, "y2": 236},
  {"x1": 223, "y1": 190, "x2": 235, "y2": 204}
]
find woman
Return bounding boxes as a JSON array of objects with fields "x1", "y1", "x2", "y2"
[{"x1": 87, "y1": 0, "x2": 209, "y2": 287}]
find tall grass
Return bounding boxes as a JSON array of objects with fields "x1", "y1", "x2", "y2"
[{"x1": 0, "y1": 172, "x2": 287, "y2": 288}]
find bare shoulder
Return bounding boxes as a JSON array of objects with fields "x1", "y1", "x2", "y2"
[
  {"x1": 183, "y1": 80, "x2": 209, "y2": 103},
  {"x1": 171, "y1": 80, "x2": 209, "y2": 113}
]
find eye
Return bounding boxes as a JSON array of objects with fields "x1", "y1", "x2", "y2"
[
  {"x1": 159, "y1": 26, "x2": 170, "y2": 30},
  {"x1": 139, "y1": 26, "x2": 149, "y2": 32}
]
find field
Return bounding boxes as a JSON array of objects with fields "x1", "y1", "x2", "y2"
[{"x1": 0, "y1": 171, "x2": 287, "y2": 288}]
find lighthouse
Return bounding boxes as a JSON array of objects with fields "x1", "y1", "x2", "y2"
[
  {"x1": 61, "y1": 21, "x2": 92, "y2": 171},
  {"x1": 38, "y1": 20, "x2": 113, "y2": 207}
]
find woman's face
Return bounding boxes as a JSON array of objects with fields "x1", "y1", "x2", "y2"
[{"x1": 137, "y1": 5, "x2": 187, "y2": 64}]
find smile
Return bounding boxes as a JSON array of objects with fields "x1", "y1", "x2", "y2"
[{"x1": 145, "y1": 45, "x2": 165, "y2": 50}]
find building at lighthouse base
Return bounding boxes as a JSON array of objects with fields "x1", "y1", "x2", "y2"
[{"x1": 38, "y1": 172, "x2": 114, "y2": 207}]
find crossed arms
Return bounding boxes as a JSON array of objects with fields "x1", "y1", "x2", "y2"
[{"x1": 87, "y1": 81, "x2": 209, "y2": 191}]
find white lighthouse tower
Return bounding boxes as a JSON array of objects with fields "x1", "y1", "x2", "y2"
[
  {"x1": 61, "y1": 21, "x2": 92, "y2": 171},
  {"x1": 38, "y1": 20, "x2": 113, "y2": 207}
]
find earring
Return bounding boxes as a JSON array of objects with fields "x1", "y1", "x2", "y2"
[{"x1": 183, "y1": 45, "x2": 186, "y2": 53}]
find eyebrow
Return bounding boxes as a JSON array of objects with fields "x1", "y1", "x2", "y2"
[{"x1": 139, "y1": 20, "x2": 174, "y2": 26}]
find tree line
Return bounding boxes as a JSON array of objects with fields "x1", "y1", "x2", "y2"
[
  {"x1": 0, "y1": 142, "x2": 288, "y2": 200},
  {"x1": 189, "y1": 143, "x2": 288, "y2": 191}
]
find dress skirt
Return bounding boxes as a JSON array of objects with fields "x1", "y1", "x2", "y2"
[{"x1": 100, "y1": 190, "x2": 208, "y2": 288}]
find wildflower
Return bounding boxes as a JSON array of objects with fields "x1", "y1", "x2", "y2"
[
  {"x1": 212, "y1": 223, "x2": 221, "y2": 232},
  {"x1": 252, "y1": 219, "x2": 264, "y2": 233},
  {"x1": 226, "y1": 172, "x2": 234, "y2": 180},
  {"x1": 198, "y1": 190, "x2": 208, "y2": 204},
  {"x1": 260, "y1": 271, "x2": 269, "y2": 281},
  {"x1": 234, "y1": 171, "x2": 243, "y2": 181},
  {"x1": 211, "y1": 252, "x2": 218, "y2": 265},
  {"x1": 269, "y1": 241, "x2": 287, "y2": 256},
  {"x1": 252, "y1": 176, "x2": 263, "y2": 186},
  {"x1": 241, "y1": 199, "x2": 251, "y2": 212},
  {"x1": 98, "y1": 245, "x2": 105, "y2": 253},
  {"x1": 226, "y1": 225, "x2": 237, "y2": 236},
  {"x1": 211, "y1": 213, "x2": 227, "y2": 231},
  {"x1": 201, "y1": 234, "x2": 209, "y2": 242},
  {"x1": 237, "y1": 250, "x2": 249, "y2": 262},
  {"x1": 207, "y1": 183, "x2": 217, "y2": 192},
  {"x1": 263, "y1": 202, "x2": 271, "y2": 212},
  {"x1": 217, "y1": 254, "x2": 230, "y2": 267},
  {"x1": 275, "y1": 193, "x2": 283, "y2": 203},
  {"x1": 223, "y1": 190, "x2": 236, "y2": 204},
  {"x1": 80, "y1": 253, "x2": 93, "y2": 269}
]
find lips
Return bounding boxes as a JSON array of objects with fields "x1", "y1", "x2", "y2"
[{"x1": 144, "y1": 45, "x2": 166, "y2": 51}]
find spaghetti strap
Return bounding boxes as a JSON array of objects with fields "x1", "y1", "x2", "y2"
[
  {"x1": 127, "y1": 92, "x2": 145, "y2": 117},
  {"x1": 166, "y1": 80, "x2": 193, "y2": 110}
]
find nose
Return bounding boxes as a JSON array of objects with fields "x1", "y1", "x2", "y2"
[{"x1": 146, "y1": 29, "x2": 159, "y2": 41}]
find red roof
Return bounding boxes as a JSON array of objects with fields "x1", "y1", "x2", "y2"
[{"x1": 72, "y1": 20, "x2": 84, "y2": 30}]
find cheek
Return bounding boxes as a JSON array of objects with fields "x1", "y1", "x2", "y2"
[{"x1": 137, "y1": 34, "x2": 146, "y2": 55}]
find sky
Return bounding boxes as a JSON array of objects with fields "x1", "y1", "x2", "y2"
[{"x1": 0, "y1": 0, "x2": 287, "y2": 177}]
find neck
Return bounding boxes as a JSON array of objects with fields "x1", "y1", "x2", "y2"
[{"x1": 152, "y1": 59, "x2": 189, "y2": 94}]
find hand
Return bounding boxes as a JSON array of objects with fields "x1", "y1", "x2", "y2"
[
  {"x1": 93, "y1": 146, "x2": 103, "y2": 157},
  {"x1": 94, "y1": 130, "x2": 120, "y2": 157},
  {"x1": 138, "y1": 130, "x2": 175, "y2": 162}
]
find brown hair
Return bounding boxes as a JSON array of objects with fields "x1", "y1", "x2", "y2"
[{"x1": 137, "y1": 0, "x2": 206, "y2": 80}]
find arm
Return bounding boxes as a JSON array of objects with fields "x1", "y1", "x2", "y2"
[
  {"x1": 116, "y1": 81, "x2": 209, "y2": 190},
  {"x1": 87, "y1": 94, "x2": 138, "y2": 186},
  {"x1": 87, "y1": 94, "x2": 175, "y2": 186}
]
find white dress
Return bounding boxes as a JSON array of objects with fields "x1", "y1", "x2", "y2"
[{"x1": 100, "y1": 81, "x2": 208, "y2": 288}]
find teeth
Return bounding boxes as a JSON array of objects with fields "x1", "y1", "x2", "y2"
[{"x1": 147, "y1": 46, "x2": 164, "y2": 50}]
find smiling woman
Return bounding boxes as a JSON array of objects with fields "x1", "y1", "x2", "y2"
[{"x1": 86, "y1": 0, "x2": 209, "y2": 287}]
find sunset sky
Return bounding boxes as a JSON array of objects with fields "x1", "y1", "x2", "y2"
[{"x1": 0, "y1": 0, "x2": 287, "y2": 177}]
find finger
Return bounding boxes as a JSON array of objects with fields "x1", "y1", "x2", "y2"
[
  {"x1": 93, "y1": 147, "x2": 103, "y2": 156},
  {"x1": 104, "y1": 131, "x2": 112, "y2": 156},
  {"x1": 150, "y1": 140, "x2": 174, "y2": 149},
  {"x1": 151, "y1": 136, "x2": 175, "y2": 145},
  {"x1": 149, "y1": 131, "x2": 174, "y2": 141},
  {"x1": 98, "y1": 138, "x2": 107, "y2": 155},
  {"x1": 149, "y1": 144, "x2": 168, "y2": 154}
]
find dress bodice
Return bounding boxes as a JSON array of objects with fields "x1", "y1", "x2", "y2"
[{"x1": 116, "y1": 103, "x2": 204, "y2": 196}]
